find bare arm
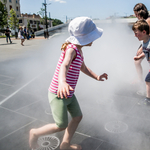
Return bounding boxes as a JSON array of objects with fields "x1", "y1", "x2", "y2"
[
  {"x1": 134, "y1": 51, "x2": 145, "y2": 61},
  {"x1": 136, "y1": 46, "x2": 143, "y2": 56},
  {"x1": 80, "y1": 61, "x2": 108, "y2": 81},
  {"x1": 146, "y1": 18, "x2": 150, "y2": 35},
  {"x1": 57, "y1": 48, "x2": 76, "y2": 99}
]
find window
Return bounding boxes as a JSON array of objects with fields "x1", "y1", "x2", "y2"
[
  {"x1": 19, "y1": 19, "x2": 22, "y2": 23},
  {"x1": 16, "y1": 0, "x2": 18, "y2": 3},
  {"x1": 16, "y1": 7, "x2": 18, "y2": 11},
  {"x1": 9, "y1": 0, "x2": 12, "y2": 2},
  {"x1": 9, "y1": 5, "x2": 12, "y2": 10},
  {"x1": 34, "y1": 21, "x2": 36, "y2": 24},
  {"x1": 30, "y1": 20, "x2": 33, "y2": 24}
]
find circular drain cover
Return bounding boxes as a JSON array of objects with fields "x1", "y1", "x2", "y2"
[
  {"x1": 105, "y1": 121, "x2": 128, "y2": 133},
  {"x1": 36, "y1": 136, "x2": 60, "y2": 150}
]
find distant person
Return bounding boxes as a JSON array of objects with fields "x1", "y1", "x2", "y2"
[
  {"x1": 44, "y1": 30, "x2": 49, "y2": 39},
  {"x1": 24, "y1": 27, "x2": 27, "y2": 39},
  {"x1": 29, "y1": 17, "x2": 108, "y2": 150},
  {"x1": 44, "y1": 30, "x2": 46, "y2": 39},
  {"x1": 31, "y1": 30, "x2": 35, "y2": 38},
  {"x1": 26, "y1": 28, "x2": 30, "y2": 40},
  {"x1": 5, "y1": 27, "x2": 12, "y2": 44},
  {"x1": 46, "y1": 31, "x2": 49, "y2": 39},
  {"x1": 132, "y1": 20, "x2": 150, "y2": 104},
  {"x1": 133, "y1": 3, "x2": 150, "y2": 95},
  {"x1": 18, "y1": 27, "x2": 25, "y2": 46}
]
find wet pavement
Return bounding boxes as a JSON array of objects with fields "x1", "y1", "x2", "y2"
[{"x1": 0, "y1": 21, "x2": 150, "y2": 150}]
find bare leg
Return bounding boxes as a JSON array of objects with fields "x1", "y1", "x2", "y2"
[
  {"x1": 29, "y1": 123, "x2": 65, "y2": 149},
  {"x1": 60, "y1": 116, "x2": 82, "y2": 150},
  {"x1": 146, "y1": 82, "x2": 150, "y2": 98},
  {"x1": 22, "y1": 39, "x2": 25, "y2": 45},
  {"x1": 134, "y1": 57, "x2": 144, "y2": 83},
  {"x1": 21, "y1": 39, "x2": 23, "y2": 45}
]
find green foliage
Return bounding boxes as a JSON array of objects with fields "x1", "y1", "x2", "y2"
[
  {"x1": 37, "y1": 21, "x2": 39, "y2": 30},
  {"x1": 52, "y1": 19, "x2": 63, "y2": 26},
  {"x1": 27, "y1": 20, "x2": 31, "y2": 30},
  {"x1": 0, "y1": 1, "x2": 8, "y2": 28},
  {"x1": 37, "y1": 7, "x2": 63, "y2": 26},
  {"x1": 8, "y1": 9, "x2": 19, "y2": 30},
  {"x1": 3, "y1": 0, "x2": 7, "y2": 4},
  {"x1": 37, "y1": 8, "x2": 45, "y2": 18}
]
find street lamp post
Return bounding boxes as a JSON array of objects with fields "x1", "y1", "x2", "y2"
[{"x1": 43, "y1": 0, "x2": 51, "y2": 38}]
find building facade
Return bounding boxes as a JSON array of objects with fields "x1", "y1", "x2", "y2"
[
  {"x1": 0, "y1": 0, "x2": 21, "y2": 17},
  {"x1": 0, "y1": 0, "x2": 52, "y2": 32},
  {"x1": 18, "y1": 13, "x2": 52, "y2": 31}
]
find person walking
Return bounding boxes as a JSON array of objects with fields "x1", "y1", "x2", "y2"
[
  {"x1": 26, "y1": 28, "x2": 30, "y2": 40},
  {"x1": 5, "y1": 27, "x2": 12, "y2": 44},
  {"x1": 18, "y1": 27, "x2": 25, "y2": 46}
]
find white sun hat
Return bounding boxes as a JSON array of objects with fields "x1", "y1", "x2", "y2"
[{"x1": 66, "y1": 17, "x2": 103, "y2": 46}]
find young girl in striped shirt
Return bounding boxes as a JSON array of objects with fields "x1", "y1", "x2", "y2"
[{"x1": 29, "y1": 17, "x2": 108, "y2": 150}]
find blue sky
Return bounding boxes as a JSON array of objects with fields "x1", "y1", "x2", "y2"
[{"x1": 20, "y1": 0, "x2": 150, "y2": 22}]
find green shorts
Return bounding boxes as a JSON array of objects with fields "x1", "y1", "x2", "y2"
[{"x1": 48, "y1": 91, "x2": 82, "y2": 128}]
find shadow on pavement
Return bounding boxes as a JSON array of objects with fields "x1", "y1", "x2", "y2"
[{"x1": 0, "y1": 43, "x2": 17, "y2": 46}]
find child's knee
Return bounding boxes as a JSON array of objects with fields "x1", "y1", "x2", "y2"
[
  {"x1": 56, "y1": 125, "x2": 66, "y2": 131},
  {"x1": 73, "y1": 116, "x2": 83, "y2": 123},
  {"x1": 56, "y1": 121, "x2": 68, "y2": 129}
]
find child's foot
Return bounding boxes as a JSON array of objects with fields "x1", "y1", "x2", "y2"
[
  {"x1": 60, "y1": 143, "x2": 82, "y2": 150},
  {"x1": 29, "y1": 129, "x2": 39, "y2": 149},
  {"x1": 137, "y1": 97, "x2": 150, "y2": 106}
]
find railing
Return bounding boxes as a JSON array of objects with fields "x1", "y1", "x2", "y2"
[{"x1": 35, "y1": 23, "x2": 69, "y2": 36}]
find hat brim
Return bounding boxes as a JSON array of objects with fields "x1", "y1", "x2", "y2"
[{"x1": 66, "y1": 27, "x2": 103, "y2": 46}]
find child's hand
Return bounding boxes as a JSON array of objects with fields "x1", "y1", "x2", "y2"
[
  {"x1": 97, "y1": 73, "x2": 108, "y2": 81},
  {"x1": 134, "y1": 55, "x2": 141, "y2": 61},
  {"x1": 134, "y1": 56, "x2": 139, "y2": 60},
  {"x1": 57, "y1": 81, "x2": 74, "y2": 99},
  {"x1": 136, "y1": 47, "x2": 143, "y2": 56}
]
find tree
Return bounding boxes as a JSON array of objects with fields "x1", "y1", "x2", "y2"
[
  {"x1": 8, "y1": 9, "x2": 19, "y2": 30},
  {"x1": 27, "y1": 20, "x2": 31, "y2": 30},
  {"x1": 37, "y1": 8, "x2": 45, "y2": 18},
  {"x1": 37, "y1": 21, "x2": 39, "y2": 30},
  {"x1": 8, "y1": 9, "x2": 19, "y2": 38},
  {"x1": 37, "y1": 8, "x2": 45, "y2": 24},
  {"x1": 0, "y1": 1, "x2": 8, "y2": 28},
  {"x1": 38, "y1": 7, "x2": 63, "y2": 27},
  {"x1": 52, "y1": 19, "x2": 63, "y2": 26}
]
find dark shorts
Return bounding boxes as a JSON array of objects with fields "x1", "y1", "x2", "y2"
[{"x1": 145, "y1": 72, "x2": 150, "y2": 82}]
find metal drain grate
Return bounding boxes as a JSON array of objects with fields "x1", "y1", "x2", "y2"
[
  {"x1": 105, "y1": 121, "x2": 128, "y2": 133},
  {"x1": 36, "y1": 136, "x2": 60, "y2": 150}
]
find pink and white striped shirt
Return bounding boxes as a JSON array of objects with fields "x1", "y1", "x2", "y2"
[{"x1": 48, "y1": 43, "x2": 84, "y2": 98}]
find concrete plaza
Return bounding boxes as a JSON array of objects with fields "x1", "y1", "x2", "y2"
[{"x1": 0, "y1": 22, "x2": 150, "y2": 150}]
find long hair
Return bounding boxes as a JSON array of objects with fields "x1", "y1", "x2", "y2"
[
  {"x1": 137, "y1": 10, "x2": 149, "y2": 20},
  {"x1": 61, "y1": 41, "x2": 71, "y2": 51},
  {"x1": 133, "y1": 3, "x2": 149, "y2": 19}
]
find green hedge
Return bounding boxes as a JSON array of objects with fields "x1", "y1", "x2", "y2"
[{"x1": 0, "y1": 35, "x2": 14, "y2": 38}]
